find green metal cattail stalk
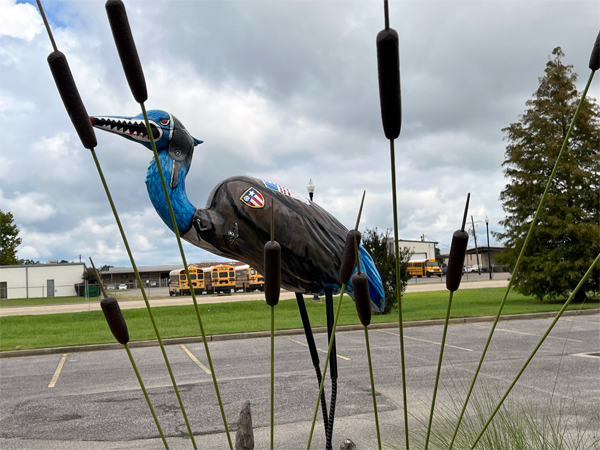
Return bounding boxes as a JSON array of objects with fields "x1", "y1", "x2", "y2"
[
  {"x1": 449, "y1": 47, "x2": 597, "y2": 449},
  {"x1": 307, "y1": 194, "x2": 366, "y2": 449},
  {"x1": 37, "y1": 1, "x2": 195, "y2": 446},
  {"x1": 264, "y1": 200, "x2": 281, "y2": 450},
  {"x1": 104, "y1": 2, "x2": 233, "y2": 448},
  {"x1": 352, "y1": 235, "x2": 381, "y2": 450},
  {"x1": 470, "y1": 253, "x2": 600, "y2": 449},
  {"x1": 424, "y1": 195, "x2": 470, "y2": 449},
  {"x1": 90, "y1": 258, "x2": 169, "y2": 450},
  {"x1": 376, "y1": 1, "x2": 409, "y2": 446}
]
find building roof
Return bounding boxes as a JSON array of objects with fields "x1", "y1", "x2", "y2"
[
  {"x1": 439, "y1": 245, "x2": 505, "y2": 257},
  {"x1": 101, "y1": 261, "x2": 246, "y2": 274},
  {"x1": 0, "y1": 262, "x2": 86, "y2": 269}
]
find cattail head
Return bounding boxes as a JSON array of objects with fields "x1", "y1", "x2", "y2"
[
  {"x1": 589, "y1": 30, "x2": 600, "y2": 72},
  {"x1": 376, "y1": 28, "x2": 401, "y2": 140},
  {"x1": 46, "y1": 51, "x2": 97, "y2": 150},
  {"x1": 340, "y1": 229, "x2": 362, "y2": 284},
  {"x1": 352, "y1": 272, "x2": 371, "y2": 326},
  {"x1": 105, "y1": 0, "x2": 148, "y2": 103},
  {"x1": 446, "y1": 230, "x2": 469, "y2": 292},
  {"x1": 100, "y1": 296, "x2": 129, "y2": 345},
  {"x1": 264, "y1": 240, "x2": 281, "y2": 307}
]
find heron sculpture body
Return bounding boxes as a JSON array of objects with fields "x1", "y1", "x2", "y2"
[{"x1": 91, "y1": 109, "x2": 385, "y2": 311}]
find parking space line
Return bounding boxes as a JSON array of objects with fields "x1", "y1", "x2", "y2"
[
  {"x1": 48, "y1": 354, "x2": 67, "y2": 388},
  {"x1": 470, "y1": 324, "x2": 582, "y2": 342},
  {"x1": 180, "y1": 345, "x2": 211, "y2": 374},
  {"x1": 284, "y1": 337, "x2": 351, "y2": 360},
  {"x1": 376, "y1": 330, "x2": 473, "y2": 351},
  {"x1": 563, "y1": 318, "x2": 600, "y2": 325}
]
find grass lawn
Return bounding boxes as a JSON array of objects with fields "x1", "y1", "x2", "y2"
[
  {"x1": 1, "y1": 287, "x2": 597, "y2": 351},
  {"x1": 0, "y1": 290, "x2": 159, "y2": 307}
]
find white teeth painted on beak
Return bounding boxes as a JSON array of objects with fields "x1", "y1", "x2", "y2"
[{"x1": 93, "y1": 117, "x2": 157, "y2": 142}]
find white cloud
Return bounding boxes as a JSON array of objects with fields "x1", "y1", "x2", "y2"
[
  {"x1": 0, "y1": 189, "x2": 56, "y2": 222},
  {"x1": 0, "y1": 0, "x2": 43, "y2": 42},
  {"x1": 3, "y1": 0, "x2": 598, "y2": 267}
]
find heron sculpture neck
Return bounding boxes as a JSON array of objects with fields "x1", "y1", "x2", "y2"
[{"x1": 146, "y1": 152, "x2": 195, "y2": 234}]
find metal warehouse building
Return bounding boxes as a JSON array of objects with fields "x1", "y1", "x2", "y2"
[{"x1": 0, "y1": 262, "x2": 86, "y2": 299}]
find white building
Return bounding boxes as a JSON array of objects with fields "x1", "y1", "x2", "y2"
[
  {"x1": 387, "y1": 238, "x2": 439, "y2": 261},
  {"x1": 0, "y1": 262, "x2": 86, "y2": 299}
]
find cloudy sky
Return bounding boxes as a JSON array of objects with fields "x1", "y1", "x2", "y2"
[{"x1": 1, "y1": 0, "x2": 598, "y2": 268}]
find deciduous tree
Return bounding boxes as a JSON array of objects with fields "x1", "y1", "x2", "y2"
[
  {"x1": 361, "y1": 227, "x2": 412, "y2": 314},
  {"x1": 0, "y1": 210, "x2": 22, "y2": 265}
]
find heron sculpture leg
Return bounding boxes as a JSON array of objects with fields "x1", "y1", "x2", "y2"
[
  {"x1": 295, "y1": 293, "x2": 329, "y2": 440},
  {"x1": 324, "y1": 287, "x2": 338, "y2": 450}
]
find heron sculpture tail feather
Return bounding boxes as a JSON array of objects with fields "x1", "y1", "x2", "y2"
[{"x1": 347, "y1": 246, "x2": 386, "y2": 313}]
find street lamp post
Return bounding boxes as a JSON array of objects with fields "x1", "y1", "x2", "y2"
[
  {"x1": 307, "y1": 179, "x2": 320, "y2": 302},
  {"x1": 307, "y1": 179, "x2": 315, "y2": 202},
  {"x1": 470, "y1": 215, "x2": 481, "y2": 275},
  {"x1": 485, "y1": 216, "x2": 492, "y2": 280}
]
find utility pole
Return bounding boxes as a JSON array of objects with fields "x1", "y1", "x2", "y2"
[{"x1": 471, "y1": 215, "x2": 481, "y2": 275}]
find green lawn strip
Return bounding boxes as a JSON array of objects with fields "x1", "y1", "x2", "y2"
[
  {"x1": 0, "y1": 291, "x2": 158, "y2": 307},
  {"x1": 1, "y1": 288, "x2": 597, "y2": 351}
]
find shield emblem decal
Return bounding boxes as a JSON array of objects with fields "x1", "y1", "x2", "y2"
[{"x1": 240, "y1": 187, "x2": 265, "y2": 208}]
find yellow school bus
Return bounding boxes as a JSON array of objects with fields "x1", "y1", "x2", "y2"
[
  {"x1": 235, "y1": 265, "x2": 265, "y2": 291},
  {"x1": 169, "y1": 265, "x2": 207, "y2": 296},
  {"x1": 407, "y1": 259, "x2": 442, "y2": 278},
  {"x1": 210, "y1": 264, "x2": 236, "y2": 294}
]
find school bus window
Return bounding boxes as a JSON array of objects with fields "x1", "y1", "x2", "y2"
[
  {"x1": 219, "y1": 272, "x2": 228, "y2": 278},
  {"x1": 229, "y1": 271, "x2": 235, "y2": 278},
  {"x1": 197, "y1": 273, "x2": 203, "y2": 280},
  {"x1": 180, "y1": 274, "x2": 186, "y2": 280},
  {"x1": 190, "y1": 274, "x2": 196, "y2": 280},
  {"x1": 251, "y1": 269, "x2": 256, "y2": 275}
]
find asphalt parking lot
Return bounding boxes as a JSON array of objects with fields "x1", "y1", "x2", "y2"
[{"x1": 1, "y1": 314, "x2": 598, "y2": 449}]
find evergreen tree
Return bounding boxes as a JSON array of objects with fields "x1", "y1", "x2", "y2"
[
  {"x1": 361, "y1": 227, "x2": 412, "y2": 314},
  {"x1": 495, "y1": 47, "x2": 599, "y2": 301},
  {"x1": 0, "y1": 210, "x2": 22, "y2": 265}
]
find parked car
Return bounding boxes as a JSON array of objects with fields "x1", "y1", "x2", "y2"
[
  {"x1": 106, "y1": 285, "x2": 115, "y2": 290},
  {"x1": 150, "y1": 281, "x2": 157, "y2": 287},
  {"x1": 465, "y1": 265, "x2": 482, "y2": 273},
  {"x1": 118, "y1": 284, "x2": 128, "y2": 290},
  {"x1": 441, "y1": 267, "x2": 447, "y2": 275}
]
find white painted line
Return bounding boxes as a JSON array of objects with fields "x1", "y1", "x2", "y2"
[
  {"x1": 376, "y1": 329, "x2": 473, "y2": 352},
  {"x1": 180, "y1": 345, "x2": 211, "y2": 374},
  {"x1": 571, "y1": 352, "x2": 600, "y2": 359},
  {"x1": 563, "y1": 318, "x2": 600, "y2": 325},
  {"x1": 284, "y1": 337, "x2": 351, "y2": 361},
  {"x1": 471, "y1": 324, "x2": 582, "y2": 342},
  {"x1": 48, "y1": 354, "x2": 67, "y2": 388}
]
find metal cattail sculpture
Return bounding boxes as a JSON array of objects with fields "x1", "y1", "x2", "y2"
[
  {"x1": 466, "y1": 34, "x2": 600, "y2": 448},
  {"x1": 449, "y1": 31, "x2": 600, "y2": 449},
  {"x1": 38, "y1": 0, "x2": 201, "y2": 446},
  {"x1": 424, "y1": 194, "x2": 470, "y2": 449},
  {"x1": 376, "y1": 1, "x2": 409, "y2": 447},
  {"x1": 351, "y1": 235, "x2": 382, "y2": 450},
  {"x1": 264, "y1": 200, "x2": 281, "y2": 450},
  {"x1": 90, "y1": 258, "x2": 169, "y2": 449},
  {"x1": 104, "y1": 2, "x2": 232, "y2": 448},
  {"x1": 307, "y1": 192, "x2": 366, "y2": 450}
]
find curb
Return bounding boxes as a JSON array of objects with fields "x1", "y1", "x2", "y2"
[{"x1": 1, "y1": 309, "x2": 597, "y2": 359}]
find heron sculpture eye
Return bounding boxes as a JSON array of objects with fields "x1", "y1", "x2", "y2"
[{"x1": 160, "y1": 118, "x2": 170, "y2": 125}]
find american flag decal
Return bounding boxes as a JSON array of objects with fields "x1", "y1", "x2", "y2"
[
  {"x1": 240, "y1": 187, "x2": 265, "y2": 208},
  {"x1": 262, "y1": 180, "x2": 310, "y2": 205}
]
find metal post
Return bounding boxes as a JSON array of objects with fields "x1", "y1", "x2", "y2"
[
  {"x1": 471, "y1": 215, "x2": 481, "y2": 275},
  {"x1": 486, "y1": 217, "x2": 492, "y2": 279}
]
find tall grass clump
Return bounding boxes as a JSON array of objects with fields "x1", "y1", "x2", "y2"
[{"x1": 408, "y1": 384, "x2": 600, "y2": 450}]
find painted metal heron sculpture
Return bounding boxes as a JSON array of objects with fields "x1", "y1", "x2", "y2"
[
  {"x1": 91, "y1": 109, "x2": 385, "y2": 448},
  {"x1": 91, "y1": 109, "x2": 385, "y2": 308}
]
